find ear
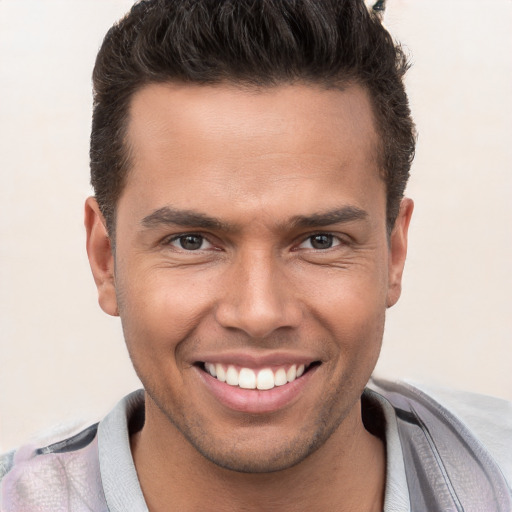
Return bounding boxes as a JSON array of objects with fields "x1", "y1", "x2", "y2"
[
  {"x1": 84, "y1": 197, "x2": 119, "y2": 316},
  {"x1": 387, "y1": 198, "x2": 414, "y2": 308}
]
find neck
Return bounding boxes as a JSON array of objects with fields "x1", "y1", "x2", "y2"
[{"x1": 131, "y1": 397, "x2": 386, "y2": 512}]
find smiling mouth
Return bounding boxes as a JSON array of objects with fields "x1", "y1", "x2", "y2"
[{"x1": 198, "y1": 361, "x2": 321, "y2": 390}]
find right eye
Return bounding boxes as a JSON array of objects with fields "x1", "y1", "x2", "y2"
[
  {"x1": 297, "y1": 233, "x2": 342, "y2": 250},
  {"x1": 167, "y1": 234, "x2": 213, "y2": 251}
]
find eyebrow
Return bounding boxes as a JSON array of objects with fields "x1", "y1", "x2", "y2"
[
  {"x1": 289, "y1": 206, "x2": 368, "y2": 228},
  {"x1": 141, "y1": 206, "x2": 234, "y2": 231},
  {"x1": 141, "y1": 205, "x2": 368, "y2": 231}
]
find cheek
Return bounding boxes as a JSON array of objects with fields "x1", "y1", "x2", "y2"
[
  {"x1": 299, "y1": 263, "x2": 388, "y2": 357},
  {"x1": 322, "y1": 290, "x2": 386, "y2": 355},
  {"x1": 115, "y1": 268, "x2": 216, "y2": 359},
  {"x1": 317, "y1": 289, "x2": 385, "y2": 393}
]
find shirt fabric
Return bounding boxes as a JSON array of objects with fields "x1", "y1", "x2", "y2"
[{"x1": 1, "y1": 379, "x2": 511, "y2": 511}]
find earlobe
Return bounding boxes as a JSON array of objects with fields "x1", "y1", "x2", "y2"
[
  {"x1": 84, "y1": 197, "x2": 119, "y2": 316},
  {"x1": 386, "y1": 198, "x2": 414, "y2": 308}
]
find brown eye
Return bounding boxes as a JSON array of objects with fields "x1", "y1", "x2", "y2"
[
  {"x1": 169, "y1": 234, "x2": 211, "y2": 251},
  {"x1": 179, "y1": 235, "x2": 203, "y2": 250},
  {"x1": 309, "y1": 234, "x2": 334, "y2": 249},
  {"x1": 297, "y1": 233, "x2": 341, "y2": 251}
]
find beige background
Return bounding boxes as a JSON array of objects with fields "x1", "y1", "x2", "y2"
[{"x1": 1, "y1": 0, "x2": 511, "y2": 451}]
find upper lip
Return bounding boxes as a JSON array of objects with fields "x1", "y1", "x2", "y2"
[{"x1": 192, "y1": 351, "x2": 322, "y2": 368}]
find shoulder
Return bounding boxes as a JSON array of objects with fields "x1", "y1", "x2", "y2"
[
  {"x1": 0, "y1": 423, "x2": 108, "y2": 512},
  {"x1": 369, "y1": 378, "x2": 512, "y2": 485},
  {"x1": 0, "y1": 450, "x2": 15, "y2": 482},
  {"x1": 405, "y1": 380, "x2": 512, "y2": 483},
  {"x1": 0, "y1": 390, "x2": 145, "y2": 512}
]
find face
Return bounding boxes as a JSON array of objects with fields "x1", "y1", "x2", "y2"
[{"x1": 86, "y1": 82, "x2": 412, "y2": 473}]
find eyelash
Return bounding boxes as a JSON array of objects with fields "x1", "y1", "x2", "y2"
[
  {"x1": 165, "y1": 233, "x2": 214, "y2": 251},
  {"x1": 163, "y1": 232, "x2": 346, "y2": 252},
  {"x1": 296, "y1": 233, "x2": 344, "y2": 251}
]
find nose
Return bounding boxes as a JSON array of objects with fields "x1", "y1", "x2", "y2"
[{"x1": 214, "y1": 249, "x2": 302, "y2": 339}]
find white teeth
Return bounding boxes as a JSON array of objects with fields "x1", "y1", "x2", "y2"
[
  {"x1": 205, "y1": 363, "x2": 217, "y2": 377},
  {"x1": 274, "y1": 368, "x2": 287, "y2": 386},
  {"x1": 216, "y1": 364, "x2": 226, "y2": 382},
  {"x1": 238, "y1": 368, "x2": 256, "y2": 389},
  {"x1": 205, "y1": 362, "x2": 310, "y2": 389},
  {"x1": 226, "y1": 365, "x2": 239, "y2": 386},
  {"x1": 257, "y1": 369, "x2": 275, "y2": 390}
]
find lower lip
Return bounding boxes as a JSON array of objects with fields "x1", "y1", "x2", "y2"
[{"x1": 196, "y1": 365, "x2": 319, "y2": 414}]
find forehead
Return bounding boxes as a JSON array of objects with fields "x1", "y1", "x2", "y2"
[
  {"x1": 127, "y1": 82, "x2": 379, "y2": 161},
  {"x1": 121, "y1": 82, "x2": 383, "y2": 222}
]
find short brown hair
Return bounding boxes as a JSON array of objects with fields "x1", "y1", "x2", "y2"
[{"x1": 90, "y1": 0, "x2": 415, "y2": 236}]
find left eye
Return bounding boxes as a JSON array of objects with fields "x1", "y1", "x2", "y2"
[
  {"x1": 169, "y1": 234, "x2": 213, "y2": 251},
  {"x1": 299, "y1": 234, "x2": 341, "y2": 250}
]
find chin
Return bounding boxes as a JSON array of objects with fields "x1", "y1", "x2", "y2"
[
  {"x1": 189, "y1": 434, "x2": 322, "y2": 474},
  {"x1": 162, "y1": 401, "x2": 347, "y2": 475}
]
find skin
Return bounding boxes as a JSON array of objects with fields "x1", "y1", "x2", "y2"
[{"x1": 85, "y1": 82, "x2": 413, "y2": 511}]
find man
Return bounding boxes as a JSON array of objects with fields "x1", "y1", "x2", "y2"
[{"x1": 1, "y1": 0, "x2": 511, "y2": 510}]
